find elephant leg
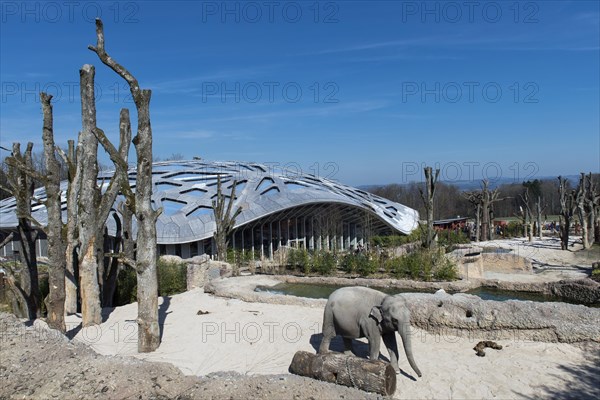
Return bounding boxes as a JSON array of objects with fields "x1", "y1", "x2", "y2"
[
  {"x1": 318, "y1": 307, "x2": 335, "y2": 354},
  {"x1": 382, "y1": 333, "x2": 400, "y2": 373},
  {"x1": 366, "y1": 332, "x2": 381, "y2": 361},
  {"x1": 343, "y1": 337, "x2": 353, "y2": 355}
]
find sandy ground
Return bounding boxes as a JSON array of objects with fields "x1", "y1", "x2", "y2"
[
  {"x1": 7, "y1": 236, "x2": 598, "y2": 399},
  {"x1": 67, "y1": 287, "x2": 599, "y2": 399}
]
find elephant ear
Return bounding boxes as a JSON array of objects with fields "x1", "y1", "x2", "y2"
[{"x1": 369, "y1": 306, "x2": 383, "y2": 324}]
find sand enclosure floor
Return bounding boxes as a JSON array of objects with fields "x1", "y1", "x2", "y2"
[{"x1": 67, "y1": 284, "x2": 600, "y2": 399}]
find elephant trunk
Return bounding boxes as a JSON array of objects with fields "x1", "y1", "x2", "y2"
[{"x1": 398, "y1": 324, "x2": 422, "y2": 378}]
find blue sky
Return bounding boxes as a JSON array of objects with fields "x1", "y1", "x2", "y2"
[{"x1": 1, "y1": 0, "x2": 598, "y2": 186}]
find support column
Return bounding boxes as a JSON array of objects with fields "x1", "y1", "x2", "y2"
[
  {"x1": 309, "y1": 218, "x2": 314, "y2": 250},
  {"x1": 260, "y1": 224, "x2": 264, "y2": 260},
  {"x1": 251, "y1": 226, "x2": 255, "y2": 260},
  {"x1": 269, "y1": 222, "x2": 273, "y2": 260}
]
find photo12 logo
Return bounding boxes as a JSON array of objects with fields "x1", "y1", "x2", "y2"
[
  {"x1": 200, "y1": 81, "x2": 340, "y2": 104},
  {"x1": 400, "y1": 161, "x2": 540, "y2": 183},
  {"x1": 1, "y1": 1, "x2": 140, "y2": 23},
  {"x1": 1, "y1": 81, "x2": 135, "y2": 104},
  {"x1": 401, "y1": 81, "x2": 539, "y2": 104},
  {"x1": 400, "y1": 1, "x2": 539, "y2": 24},
  {"x1": 200, "y1": 1, "x2": 340, "y2": 23}
]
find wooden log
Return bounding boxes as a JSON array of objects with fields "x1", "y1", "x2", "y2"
[{"x1": 288, "y1": 351, "x2": 396, "y2": 396}]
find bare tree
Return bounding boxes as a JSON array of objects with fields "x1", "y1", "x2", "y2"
[
  {"x1": 213, "y1": 175, "x2": 242, "y2": 261},
  {"x1": 3, "y1": 143, "x2": 40, "y2": 319},
  {"x1": 418, "y1": 166, "x2": 439, "y2": 248},
  {"x1": 587, "y1": 174, "x2": 600, "y2": 244},
  {"x1": 57, "y1": 139, "x2": 82, "y2": 315},
  {"x1": 75, "y1": 64, "x2": 131, "y2": 327},
  {"x1": 558, "y1": 176, "x2": 575, "y2": 250},
  {"x1": 536, "y1": 196, "x2": 545, "y2": 240},
  {"x1": 40, "y1": 93, "x2": 66, "y2": 331},
  {"x1": 90, "y1": 18, "x2": 161, "y2": 352},
  {"x1": 463, "y1": 180, "x2": 505, "y2": 242},
  {"x1": 4, "y1": 95, "x2": 68, "y2": 331},
  {"x1": 574, "y1": 172, "x2": 598, "y2": 250},
  {"x1": 518, "y1": 188, "x2": 534, "y2": 242}
]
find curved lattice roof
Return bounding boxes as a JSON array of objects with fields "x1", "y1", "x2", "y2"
[{"x1": 0, "y1": 160, "x2": 419, "y2": 244}]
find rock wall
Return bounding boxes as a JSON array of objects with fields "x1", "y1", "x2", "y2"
[
  {"x1": 546, "y1": 279, "x2": 600, "y2": 304},
  {"x1": 402, "y1": 290, "x2": 600, "y2": 343}
]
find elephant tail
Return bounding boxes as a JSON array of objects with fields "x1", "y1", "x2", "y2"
[{"x1": 398, "y1": 323, "x2": 422, "y2": 378}]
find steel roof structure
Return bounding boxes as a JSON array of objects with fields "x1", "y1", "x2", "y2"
[{"x1": 0, "y1": 160, "x2": 419, "y2": 244}]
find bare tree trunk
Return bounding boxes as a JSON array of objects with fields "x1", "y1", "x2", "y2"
[
  {"x1": 40, "y1": 93, "x2": 66, "y2": 332},
  {"x1": 5, "y1": 142, "x2": 39, "y2": 320},
  {"x1": 419, "y1": 167, "x2": 439, "y2": 248},
  {"x1": 475, "y1": 203, "x2": 481, "y2": 242},
  {"x1": 90, "y1": 18, "x2": 160, "y2": 352},
  {"x1": 2, "y1": 267, "x2": 30, "y2": 318},
  {"x1": 213, "y1": 175, "x2": 242, "y2": 261},
  {"x1": 18, "y1": 144, "x2": 40, "y2": 319},
  {"x1": 63, "y1": 139, "x2": 82, "y2": 314},
  {"x1": 558, "y1": 176, "x2": 574, "y2": 250},
  {"x1": 102, "y1": 213, "x2": 121, "y2": 307},
  {"x1": 75, "y1": 62, "x2": 131, "y2": 325},
  {"x1": 480, "y1": 181, "x2": 492, "y2": 241},
  {"x1": 585, "y1": 173, "x2": 597, "y2": 245},
  {"x1": 536, "y1": 197, "x2": 543, "y2": 240},
  {"x1": 463, "y1": 181, "x2": 505, "y2": 242},
  {"x1": 575, "y1": 173, "x2": 590, "y2": 249},
  {"x1": 77, "y1": 64, "x2": 102, "y2": 327}
]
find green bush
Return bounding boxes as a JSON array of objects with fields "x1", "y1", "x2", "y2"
[
  {"x1": 312, "y1": 250, "x2": 336, "y2": 275},
  {"x1": 157, "y1": 259, "x2": 187, "y2": 297},
  {"x1": 356, "y1": 254, "x2": 379, "y2": 276},
  {"x1": 370, "y1": 229, "x2": 421, "y2": 248},
  {"x1": 227, "y1": 249, "x2": 255, "y2": 275},
  {"x1": 387, "y1": 248, "x2": 458, "y2": 281},
  {"x1": 503, "y1": 221, "x2": 523, "y2": 237},
  {"x1": 39, "y1": 273, "x2": 49, "y2": 316},
  {"x1": 114, "y1": 266, "x2": 137, "y2": 306},
  {"x1": 340, "y1": 253, "x2": 358, "y2": 273},
  {"x1": 437, "y1": 229, "x2": 470, "y2": 248},
  {"x1": 287, "y1": 248, "x2": 310, "y2": 273}
]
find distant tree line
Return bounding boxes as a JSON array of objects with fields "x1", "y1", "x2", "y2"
[{"x1": 368, "y1": 175, "x2": 600, "y2": 220}]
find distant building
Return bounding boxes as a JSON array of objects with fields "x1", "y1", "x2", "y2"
[
  {"x1": 433, "y1": 217, "x2": 469, "y2": 231},
  {"x1": 0, "y1": 160, "x2": 419, "y2": 259}
]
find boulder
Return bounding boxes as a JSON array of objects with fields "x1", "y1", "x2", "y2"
[
  {"x1": 546, "y1": 279, "x2": 600, "y2": 305},
  {"x1": 448, "y1": 245, "x2": 484, "y2": 280},
  {"x1": 159, "y1": 255, "x2": 184, "y2": 265},
  {"x1": 402, "y1": 291, "x2": 600, "y2": 343},
  {"x1": 186, "y1": 258, "x2": 234, "y2": 290}
]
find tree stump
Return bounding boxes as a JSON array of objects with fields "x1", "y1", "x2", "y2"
[{"x1": 288, "y1": 351, "x2": 396, "y2": 396}]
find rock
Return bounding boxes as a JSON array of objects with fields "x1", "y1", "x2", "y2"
[
  {"x1": 546, "y1": 279, "x2": 600, "y2": 305},
  {"x1": 159, "y1": 255, "x2": 184, "y2": 265},
  {"x1": 448, "y1": 245, "x2": 484, "y2": 280},
  {"x1": 401, "y1": 292, "x2": 600, "y2": 343},
  {"x1": 187, "y1": 259, "x2": 235, "y2": 290}
]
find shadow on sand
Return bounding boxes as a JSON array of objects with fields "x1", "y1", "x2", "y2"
[
  {"x1": 65, "y1": 297, "x2": 172, "y2": 342},
  {"x1": 158, "y1": 296, "x2": 172, "y2": 341},
  {"x1": 515, "y1": 345, "x2": 600, "y2": 400}
]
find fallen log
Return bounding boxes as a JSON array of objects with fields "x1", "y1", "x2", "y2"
[{"x1": 288, "y1": 351, "x2": 396, "y2": 396}]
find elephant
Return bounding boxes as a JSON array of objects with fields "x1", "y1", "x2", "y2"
[{"x1": 318, "y1": 286, "x2": 422, "y2": 378}]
